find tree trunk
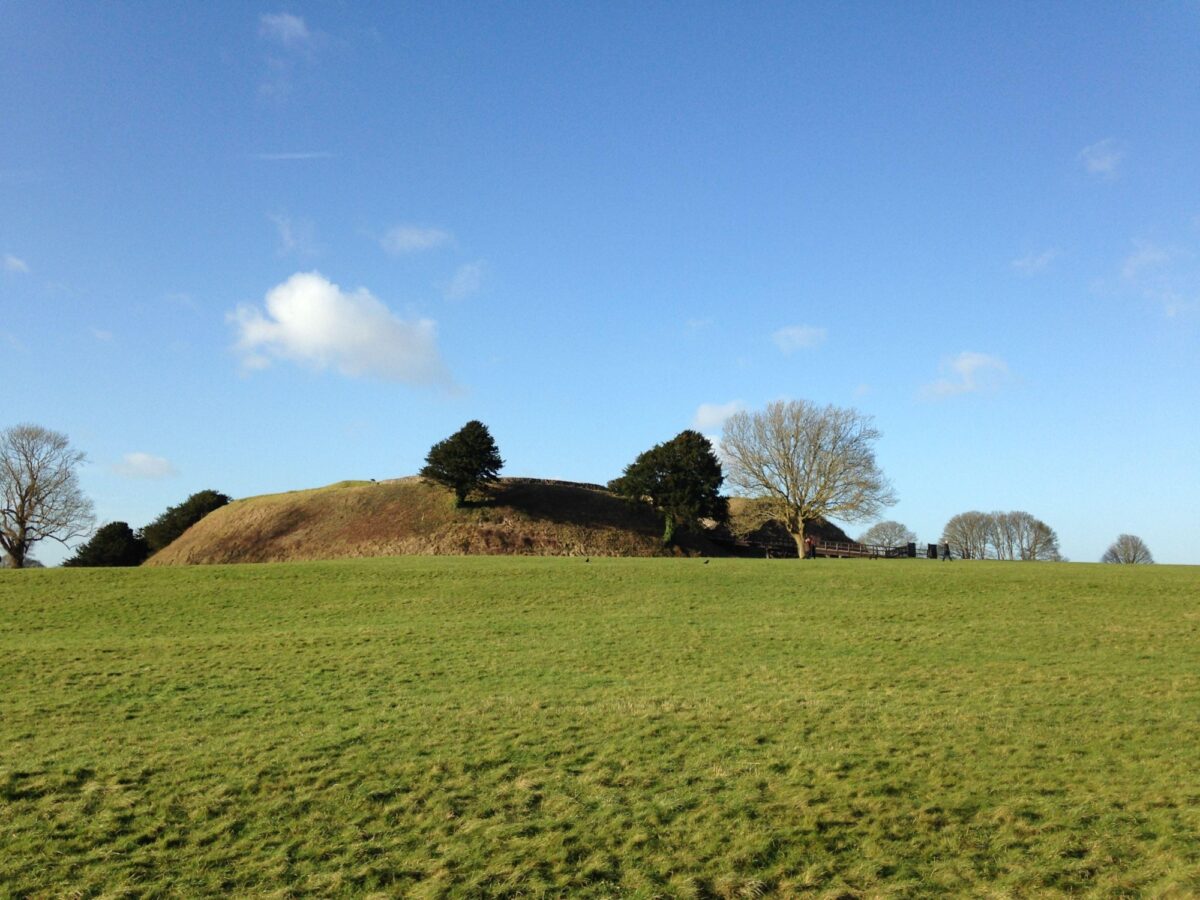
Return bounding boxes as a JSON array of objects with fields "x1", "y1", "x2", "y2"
[{"x1": 790, "y1": 519, "x2": 807, "y2": 559}]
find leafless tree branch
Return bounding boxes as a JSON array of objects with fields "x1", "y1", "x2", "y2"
[{"x1": 0, "y1": 424, "x2": 94, "y2": 568}]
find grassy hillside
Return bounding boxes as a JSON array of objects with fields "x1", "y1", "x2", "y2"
[
  {"x1": 147, "y1": 477, "x2": 726, "y2": 566},
  {"x1": 2, "y1": 558, "x2": 1198, "y2": 896}
]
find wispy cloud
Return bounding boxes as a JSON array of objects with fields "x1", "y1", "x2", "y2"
[
  {"x1": 257, "y1": 12, "x2": 318, "y2": 98},
  {"x1": 2, "y1": 253, "x2": 30, "y2": 274},
  {"x1": 1121, "y1": 239, "x2": 1172, "y2": 280},
  {"x1": 693, "y1": 400, "x2": 744, "y2": 432},
  {"x1": 772, "y1": 324, "x2": 827, "y2": 354},
  {"x1": 685, "y1": 317, "x2": 714, "y2": 333},
  {"x1": 1078, "y1": 138, "x2": 1124, "y2": 179},
  {"x1": 381, "y1": 225, "x2": 452, "y2": 255},
  {"x1": 269, "y1": 212, "x2": 318, "y2": 256},
  {"x1": 252, "y1": 151, "x2": 332, "y2": 161},
  {"x1": 229, "y1": 271, "x2": 453, "y2": 386},
  {"x1": 91, "y1": 328, "x2": 113, "y2": 342},
  {"x1": 1119, "y1": 239, "x2": 1196, "y2": 317},
  {"x1": 1011, "y1": 248, "x2": 1059, "y2": 276},
  {"x1": 923, "y1": 352, "x2": 1009, "y2": 398},
  {"x1": 259, "y1": 12, "x2": 311, "y2": 48},
  {"x1": 112, "y1": 452, "x2": 177, "y2": 480},
  {"x1": 444, "y1": 260, "x2": 484, "y2": 300}
]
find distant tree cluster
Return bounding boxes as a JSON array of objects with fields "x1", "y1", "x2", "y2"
[
  {"x1": 2, "y1": 421, "x2": 236, "y2": 569},
  {"x1": 141, "y1": 490, "x2": 231, "y2": 553},
  {"x1": 62, "y1": 522, "x2": 148, "y2": 568},
  {"x1": 425, "y1": 403, "x2": 898, "y2": 557},
  {"x1": 65, "y1": 489, "x2": 231, "y2": 568},
  {"x1": 17, "y1": 405, "x2": 1153, "y2": 568},
  {"x1": 940, "y1": 510, "x2": 1061, "y2": 561}
]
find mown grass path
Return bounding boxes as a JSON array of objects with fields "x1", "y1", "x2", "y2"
[{"x1": 2, "y1": 558, "x2": 1198, "y2": 897}]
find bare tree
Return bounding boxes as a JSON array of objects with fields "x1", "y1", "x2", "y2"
[
  {"x1": 1102, "y1": 534, "x2": 1153, "y2": 564},
  {"x1": 986, "y1": 510, "x2": 1060, "y2": 561},
  {"x1": 721, "y1": 400, "x2": 896, "y2": 557},
  {"x1": 0, "y1": 424, "x2": 94, "y2": 568},
  {"x1": 942, "y1": 509, "x2": 1060, "y2": 561},
  {"x1": 1006, "y1": 511, "x2": 1061, "y2": 561},
  {"x1": 989, "y1": 510, "x2": 1018, "y2": 560},
  {"x1": 858, "y1": 520, "x2": 917, "y2": 548},
  {"x1": 940, "y1": 511, "x2": 993, "y2": 559}
]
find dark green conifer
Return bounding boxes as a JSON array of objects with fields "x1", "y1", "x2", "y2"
[
  {"x1": 609, "y1": 430, "x2": 727, "y2": 546},
  {"x1": 142, "y1": 490, "x2": 231, "y2": 552},
  {"x1": 420, "y1": 420, "x2": 504, "y2": 506},
  {"x1": 63, "y1": 521, "x2": 150, "y2": 567}
]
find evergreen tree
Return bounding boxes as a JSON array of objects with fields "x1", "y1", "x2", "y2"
[
  {"x1": 609, "y1": 430, "x2": 727, "y2": 546},
  {"x1": 142, "y1": 489, "x2": 231, "y2": 553},
  {"x1": 420, "y1": 420, "x2": 504, "y2": 506},
  {"x1": 63, "y1": 521, "x2": 149, "y2": 567}
]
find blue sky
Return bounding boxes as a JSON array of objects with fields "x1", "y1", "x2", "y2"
[{"x1": 3, "y1": 2, "x2": 1197, "y2": 564}]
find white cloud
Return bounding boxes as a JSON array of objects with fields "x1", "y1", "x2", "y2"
[
  {"x1": 444, "y1": 260, "x2": 484, "y2": 300},
  {"x1": 229, "y1": 271, "x2": 452, "y2": 386},
  {"x1": 3, "y1": 254, "x2": 30, "y2": 273},
  {"x1": 1011, "y1": 249, "x2": 1059, "y2": 276},
  {"x1": 112, "y1": 452, "x2": 177, "y2": 480},
  {"x1": 693, "y1": 401, "x2": 744, "y2": 432},
  {"x1": 91, "y1": 328, "x2": 113, "y2": 341},
  {"x1": 772, "y1": 325, "x2": 827, "y2": 354},
  {"x1": 259, "y1": 12, "x2": 310, "y2": 47},
  {"x1": 381, "y1": 225, "x2": 452, "y2": 255},
  {"x1": 923, "y1": 352, "x2": 1009, "y2": 398},
  {"x1": 1078, "y1": 138, "x2": 1124, "y2": 178},
  {"x1": 685, "y1": 317, "x2": 714, "y2": 333},
  {"x1": 269, "y1": 212, "x2": 318, "y2": 256}
]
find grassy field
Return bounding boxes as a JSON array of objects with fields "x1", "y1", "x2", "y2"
[{"x1": 1, "y1": 558, "x2": 1198, "y2": 897}]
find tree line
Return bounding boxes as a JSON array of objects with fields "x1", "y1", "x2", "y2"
[
  {"x1": 62, "y1": 490, "x2": 231, "y2": 567},
  {"x1": 1, "y1": 415, "x2": 1155, "y2": 567},
  {"x1": 940, "y1": 510, "x2": 1062, "y2": 561},
  {"x1": 0, "y1": 423, "x2": 231, "y2": 568},
  {"x1": 419, "y1": 402, "x2": 895, "y2": 558}
]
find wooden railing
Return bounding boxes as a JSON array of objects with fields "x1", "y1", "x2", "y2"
[{"x1": 710, "y1": 532, "x2": 951, "y2": 560}]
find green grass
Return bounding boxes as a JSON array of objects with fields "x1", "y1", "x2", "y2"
[{"x1": 1, "y1": 558, "x2": 1198, "y2": 897}]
